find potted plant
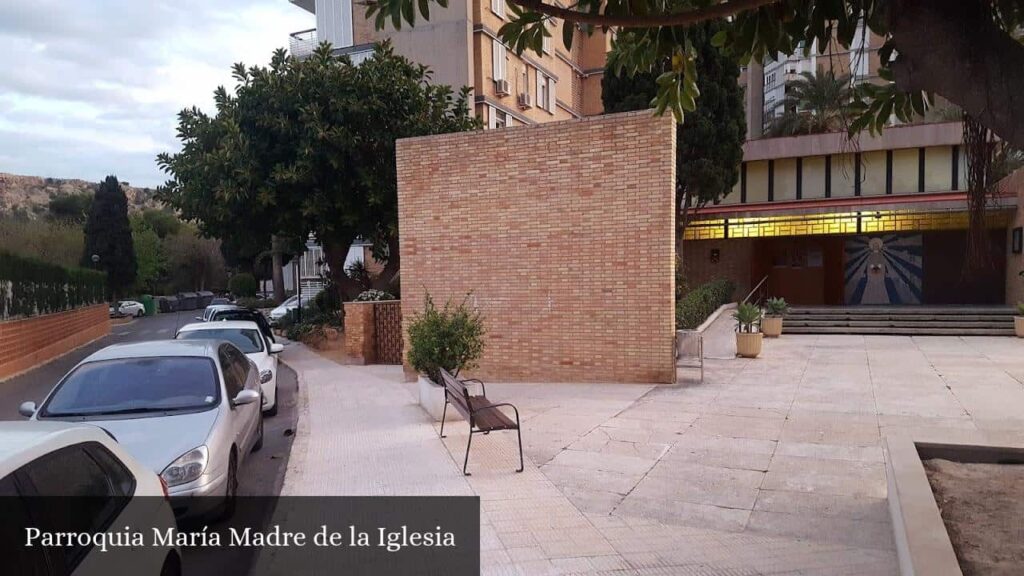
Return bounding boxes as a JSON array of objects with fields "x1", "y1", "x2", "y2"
[
  {"x1": 1016, "y1": 303, "x2": 1024, "y2": 337},
  {"x1": 733, "y1": 302, "x2": 763, "y2": 358},
  {"x1": 761, "y1": 297, "x2": 788, "y2": 337},
  {"x1": 407, "y1": 293, "x2": 486, "y2": 421}
]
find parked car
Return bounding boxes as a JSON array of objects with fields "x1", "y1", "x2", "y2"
[
  {"x1": 110, "y1": 300, "x2": 145, "y2": 318},
  {"x1": 208, "y1": 307, "x2": 276, "y2": 343},
  {"x1": 268, "y1": 295, "x2": 317, "y2": 325},
  {"x1": 198, "y1": 304, "x2": 239, "y2": 322},
  {"x1": 175, "y1": 321, "x2": 283, "y2": 416},
  {"x1": 0, "y1": 421, "x2": 180, "y2": 576},
  {"x1": 210, "y1": 297, "x2": 233, "y2": 306},
  {"x1": 20, "y1": 340, "x2": 264, "y2": 520}
]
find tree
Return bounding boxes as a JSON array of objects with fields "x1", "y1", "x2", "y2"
[
  {"x1": 228, "y1": 272, "x2": 258, "y2": 298},
  {"x1": 602, "y1": 20, "x2": 745, "y2": 261},
  {"x1": 140, "y1": 209, "x2": 182, "y2": 239},
  {"x1": 47, "y1": 192, "x2": 93, "y2": 225},
  {"x1": 130, "y1": 216, "x2": 164, "y2": 294},
  {"x1": 158, "y1": 43, "x2": 479, "y2": 300},
  {"x1": 377, "y1": 0, "x2": 1024, "y2": 149},
  {"x1": 163, "y1": 228, "x2": 227, "y2": 292},
  {"x1": 767, "y1": 70, "x2": 853, "y2": 136},
  {"x1": 82, "y1": 175, "x2": 137, "y2": 297}
]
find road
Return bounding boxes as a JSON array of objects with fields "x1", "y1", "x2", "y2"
[{"x1": 0, "y1": 311, "x2": 301, "y2": 576}]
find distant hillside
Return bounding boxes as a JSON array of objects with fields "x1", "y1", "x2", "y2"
[{"x1": 0, "y1": 172, "x2": 162, "y2": 219}]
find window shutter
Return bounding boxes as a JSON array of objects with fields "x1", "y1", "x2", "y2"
[
  {"x1": 491, "y1": 0, "x2": 505, "y2": 18},
  {"x1": 547, "y1": 77, "x2": 556, "y2": 112},
  {"x1": 492, "y1": 40, "x2": 505, "y2": 81}
]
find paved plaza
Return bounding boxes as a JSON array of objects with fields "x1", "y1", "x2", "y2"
[{"x1": 277, "y1": 333, "x2": 1024, "y2": 574}]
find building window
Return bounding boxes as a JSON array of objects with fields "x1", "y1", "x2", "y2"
[
  {"x1": 491, "y1": 0, "x2": 505, "y2": 19},
  {"x1": 489, "y1": 106, "x2": 508, "y2": 129},
  {"x1": 536, "y1": 70, "x2": 555, "y2": 113},
  {"x1": 542, "y1": 22, "x2": 552, "y2": 53},
  {"x1": 520, "y1": 66, "x2": 529, "y2": 96},
  {"x1": 492, "y1": 39, "x2": 507, "y2": 82}
]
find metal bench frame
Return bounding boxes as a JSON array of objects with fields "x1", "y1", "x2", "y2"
[{"x1": 438, "y1": 368, "x2": 524, "y2": 476}]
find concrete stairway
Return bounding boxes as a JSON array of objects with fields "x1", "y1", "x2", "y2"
[{"x1": 785, "y1": 306, "x2": 1018, "y2": 336}]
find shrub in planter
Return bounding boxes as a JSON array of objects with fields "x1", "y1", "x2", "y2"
[
  {"x1": 733, "y1": 302, "x2": 763, "y2": 358},
  {"x1": 676, "y1": 278, "x2": 736, "y2": 330},
  {"x1": 761, "y1": 297, "x2": 789, "y2": 337},
  {"x1": 407, "y1": 293, "x2": 486, "y2": 383},
  {"x1": 354, "y1": 289, "x2": 395, "y2": 302}
]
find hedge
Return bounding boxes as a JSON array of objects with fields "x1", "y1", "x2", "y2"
[
  {"x1": 0, "y1": 251, "x2": 107, "y2": 320},
  {"x1": 677, "y1": 278, "x2": 736, "y2": 330}
]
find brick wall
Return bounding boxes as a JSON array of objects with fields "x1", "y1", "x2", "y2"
[
  {"x1": 682, "y1": 238, "x2": 754, "y2": 298},
  {"x1": 0, "y1": 304, "x2": 110, "y2": 381},
  {"x1": 343, "y1": 302, "x2": 376, "y2": 364},
  {"x1": 396, "y1": 111, "x2": 676, "y2": 383}
]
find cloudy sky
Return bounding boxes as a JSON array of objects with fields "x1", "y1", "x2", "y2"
[{"x1": 0, "y1": 0, "x2": 313, "y2": 187}]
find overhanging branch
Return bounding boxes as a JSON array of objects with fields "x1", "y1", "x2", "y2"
[{"x1": 514, "y1": 0, "x2": 781, "y2": 28}]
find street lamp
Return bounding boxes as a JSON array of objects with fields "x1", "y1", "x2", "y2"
[{"x1": 91, "y1": 254, "x2": 100, "y2": 265}]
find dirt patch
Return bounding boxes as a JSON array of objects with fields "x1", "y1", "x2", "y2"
[{"x1": 924, "y1": 459, "x2": 1024, "y2": 576}]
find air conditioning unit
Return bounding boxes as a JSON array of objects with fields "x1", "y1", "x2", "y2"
[
  {"x1": 517, "y1": 92, "x2": 533, "y2": 109},
  {"x1": 494, "y1": 79, "x2": 510, "y2": 96}
]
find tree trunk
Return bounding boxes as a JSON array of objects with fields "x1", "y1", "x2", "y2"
[
  {"x1": 271, "y1": 235, "x2": 285, "y2": 303},
  {"x1": 370, "y1": 235, "x2": 401, "y2": 293},
  {"x1": 323, "y1": 239, "x2": 363, "y2": 300},
  {"x1": 888, "y1": 0, "x2": 1024, "y2": 148}
]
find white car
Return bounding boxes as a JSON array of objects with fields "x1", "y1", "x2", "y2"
[
  {"x1": 0, "y1": 421, "x2": 180, "y2": 576},
  {"x1": 268, "y1": 293, "x2": 320, "y2": 324},
  {"x1": 175, "y1": 321, "x2": 283, "y2": 416},
  {"x1": 111, "y1": 300, "x2": 145, "y2": 318},
  {"x1": 198, "y1": 303, "x2": 239, "y2": 322}
]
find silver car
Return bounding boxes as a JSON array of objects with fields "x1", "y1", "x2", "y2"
[{"x1": 19, "y1": 340, "x2": 264, "y2": 520}]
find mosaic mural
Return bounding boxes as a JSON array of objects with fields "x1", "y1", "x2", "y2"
[{"x1": 844, "y1": 234, "x2": 923, "y2": 305}]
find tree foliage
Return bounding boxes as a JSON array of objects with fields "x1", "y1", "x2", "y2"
[
  {"x1": 157, "y1": 42, "x2": 480, "y2": 298},
  {"x1": 130, "y1": 216, "x2": 164, "y2": 294},
  {"x1": 47, "y1": 192, "x2": 93, "y2": 225},
  {"x1": 378, "y1": 0, "x2": 1024, "y2": 147},
  {"x1": 82, "y1": 175, "x2": 137, "y2": 297},
  {"x1": 603, "y1": 20, "x2": 744, "y2": 255},
  {"x1": 766, "y1": 70, "x2": 853, "y2": 136}
]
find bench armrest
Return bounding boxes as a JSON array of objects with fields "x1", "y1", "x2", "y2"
[
  {"x1": 460, "y1": 378, "x2": 486, "y2": 396},
  {"x1": 471, "y1": 402, "x2": 520, "y2": 425}
]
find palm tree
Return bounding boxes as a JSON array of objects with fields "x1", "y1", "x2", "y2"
[{"x1": 768, "y1": 70, "x2": 853, "y2": 136}]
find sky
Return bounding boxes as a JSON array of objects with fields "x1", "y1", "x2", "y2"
[{"x1": 0, "y1": 0, "x2": 313, "y2": 187}]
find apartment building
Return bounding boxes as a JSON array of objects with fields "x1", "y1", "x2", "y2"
[{"x1": 288, "y1": 0, "x2": 609, "y2": 127}]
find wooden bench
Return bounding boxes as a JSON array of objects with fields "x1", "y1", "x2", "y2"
[{"x1": 438, "y1": 368, "x2": 523, "y2": 476}]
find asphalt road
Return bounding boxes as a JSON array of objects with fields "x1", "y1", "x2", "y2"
[{"x1": 0, "y1": 311, "x2": 301, "y2": 576}]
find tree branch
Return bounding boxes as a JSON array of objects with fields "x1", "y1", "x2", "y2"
[{"x1": 513, "y1": 0, "x2": 780, "y2": 28}]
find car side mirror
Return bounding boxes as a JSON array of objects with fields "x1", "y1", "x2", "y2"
[
  {"x1": 231, "y1": 389, "x2": 260, "y2": 407},
  {"x1": 269, "y1": 343, "x2": 284, "y2": 354},
  {"x1": 18, "y1": 401, "x2": 37, "y2": 418}
]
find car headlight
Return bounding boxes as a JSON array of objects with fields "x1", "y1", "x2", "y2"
[
  {"x1": 160, "y1": 446, "x2": 208, "y2": 487},
  {"x1": 260, "y1": 369, "x2": 273, "y2": 384}
]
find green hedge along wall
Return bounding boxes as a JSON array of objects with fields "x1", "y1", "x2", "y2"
[{"x1": 0, "y1": 251, "x2": 107, "y2": 320}]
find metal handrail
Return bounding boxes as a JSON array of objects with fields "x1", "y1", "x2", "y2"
[{"x1": 743, "y1": 275, "x2": 769, "y2": 306}]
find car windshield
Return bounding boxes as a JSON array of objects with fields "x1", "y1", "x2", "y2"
[
  {"x1": 41, "y1": 357, "x2": 219, "y2": 417},
  {"x1": 280, "y1": 296, "x2": 298, "y2": 307},
  {"x1": 177, "y1": 328, "x2": 264, "y2": 353}
]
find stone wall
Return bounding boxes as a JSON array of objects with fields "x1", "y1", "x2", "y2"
[
  {"x1": 396, "y1": 111, "x2": 677, "y2": 383},
  {"x1": 0, "y1": 304, "x2": 109, "y2": 380}
]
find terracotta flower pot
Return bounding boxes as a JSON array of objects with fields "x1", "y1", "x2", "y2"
[
  {"x1": 762, "y1": 316, "x2": 783, "y2": 337},
  {"x1": 735, "y1": 332, "x2": 763, "y2": 358},
  {"x1": 1015, "y1": 317, "x2": 1024, "y2": 338}
]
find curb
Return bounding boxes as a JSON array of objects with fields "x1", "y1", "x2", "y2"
[{"x1": 275, "y1": 340, "x2": 311, "y2": 497}]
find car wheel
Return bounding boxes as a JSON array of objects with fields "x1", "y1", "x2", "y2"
[
  {"x1": 218, "y1": 450, "x2": 238, "y2": 521},
  {"x1": 252, "y1": 415, "x2": 264, "y2": 452},
  {"x1": 265, "y1": 385, "x2": 278, "y2": 417},
  {"x1": 135, "y1": 309, "x2": 144, "y2": 318}
]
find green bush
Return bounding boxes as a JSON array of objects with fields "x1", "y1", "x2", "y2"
[
  {"x1": 313, "y1": 286, "x2": 342, "y2": 312},
  {"x1": 763, "y1": 297, "x2": 789, "y2": 317},
  {"x1": 676, "y1": 278, "x2": 736, "y2": 330},
  {"x1": 732, "y1": 302, "x2": 762, "y2": 333},
  {"x1": 236, "y1": 296, "x2": 278, "y2": 309},
  {"x1": 407, "y1": 293, "x2": 486, "y2": 382},
  {"x1": 0, "y1": 251, "x2": 106, "y2": 319},
  {"x1": 228, "y1": 273, "x2": 258, "y2": 298}
]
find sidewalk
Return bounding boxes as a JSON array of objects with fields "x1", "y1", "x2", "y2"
[{"x1": 276, "y1": 343, "x2": 898, "y2": 575}]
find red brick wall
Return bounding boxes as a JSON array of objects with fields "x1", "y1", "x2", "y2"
[
  {"x1": 682, "y1": 238, "x2": 754, "y2": 298},
  {"x1": 0, "y1": 304, "x2": 110, "y2": 380},
  {"x1": 343, "y1": 302, "x2": 376, "y2": 364},
  {"x1": 396, "y1": 111, "x2": 677, "y2": 383}
]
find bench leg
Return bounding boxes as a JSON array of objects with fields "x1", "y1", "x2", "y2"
[
  {"x1": 439, "y1": 399, "x2": 448, "y2": 438},
  {"x1": 463, "y1": 429, "x2": 473, "y2": 476},
  {"x1": 515, "y1": 426, "x2": 524, "y2": 473}
]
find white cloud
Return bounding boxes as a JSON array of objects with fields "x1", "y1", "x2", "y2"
[{"x1": 0, "y1": 0, "x2": 313, "y2": 186}]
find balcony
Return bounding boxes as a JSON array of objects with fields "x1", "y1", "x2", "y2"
[{"x1": 289, "y1": 28, "x2": 317, "y2": 59}]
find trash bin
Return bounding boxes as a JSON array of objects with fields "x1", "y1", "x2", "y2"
[
  {"x1": 159, "y1": 296, "x2": 180, "y2": 313},
  {"x1": 177, "y1": 292, "x2": 199, "y2": 311},
  {"x1": 197, "y1": 291, "x2": 215, "y2": 308},
  {"x1": 140, "y1": 295, "x2": 156, "y2": 316}
]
